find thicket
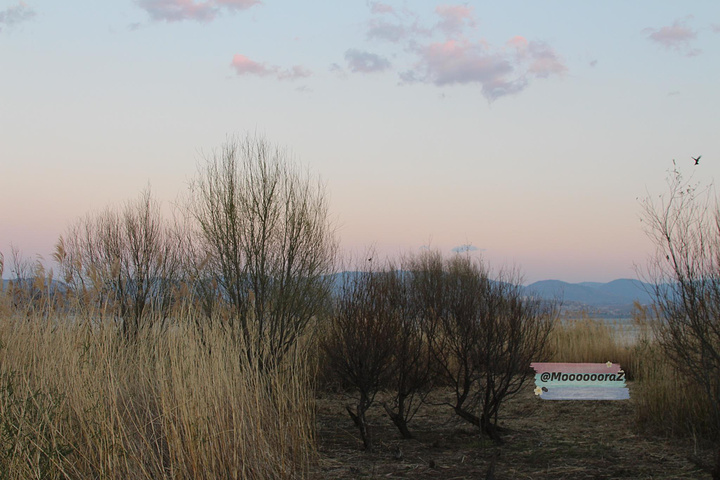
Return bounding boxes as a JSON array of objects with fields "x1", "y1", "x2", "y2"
[{"x1": 320, "y1": 252, "x2": 558, "y2": 448}]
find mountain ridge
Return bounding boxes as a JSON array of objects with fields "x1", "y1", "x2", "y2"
[{"x1": 2, "y1": 276, "x2": 656, "y2": 316}]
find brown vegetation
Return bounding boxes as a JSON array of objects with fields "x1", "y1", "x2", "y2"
[{"x1": 3, "y1": 139, "x2": 720, "y2": 478}]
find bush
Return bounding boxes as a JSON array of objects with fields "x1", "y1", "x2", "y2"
[{"x1": 411, "y1": 251, "x2": 556, "y2": 443}]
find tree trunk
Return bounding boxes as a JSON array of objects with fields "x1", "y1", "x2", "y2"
[
  {"x1": 382, "y1": 402, "x2": 413, "y2": 439},
  {"x1": 480, "y1": 413, "x2": 504, "y2": 444},
  {"x1": 346, "y1": 404, "x2": 373, "y2": 451}
]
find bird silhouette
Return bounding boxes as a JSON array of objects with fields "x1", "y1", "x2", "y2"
[{"x1": 692, "y1": 155, "x2": 702, "y2": 165}]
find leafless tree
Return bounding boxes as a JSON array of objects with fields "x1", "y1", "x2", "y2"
[
  {"x1": 641, "y1": 168, "x2": 720, "y2": 477},
  {"x1": 380, "y1": 258, "x2": 435, "y2": 440},
  {"x1": 55, "y1": 189, "x2": 182, "y2": 338},
  {"x1": 5, "y1": 245, "x2": 43, "y2": 311},
  {"x1": 410, "y1": 251, "x2": 556, "y2": 443},
  {"x1": 188, "y1": 134, "x2": 337, "y2": 364},
  {"x1": 321, "y1": 263, "x2": 400, "y2": 451}
]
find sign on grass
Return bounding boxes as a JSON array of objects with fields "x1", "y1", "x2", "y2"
[{"x1": 530, "y1": 362, "x2": 629, "y2": 400}]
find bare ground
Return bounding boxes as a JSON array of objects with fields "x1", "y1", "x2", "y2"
[{"x1": 312, "y1": 382, "x2": 717, "y2": 479}]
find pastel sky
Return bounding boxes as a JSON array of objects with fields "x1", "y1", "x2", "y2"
[{"x1": 1, "y1": 1, "x2": 718, "y2": 283}]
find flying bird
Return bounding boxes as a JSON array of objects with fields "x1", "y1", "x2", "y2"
[{"x1": 692, "y1": 155, "x2": 702, "y2": 165}]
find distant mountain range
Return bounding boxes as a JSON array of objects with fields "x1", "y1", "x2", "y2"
[
  {"x1": 524, "y1": 278, "x2": 655, "y2": 306},
  {"x1": 2, "y1": 276, "x2": 656, "y2": 317},
  {"x1": 522, "y1": 278, "x2": 655, "y2": 316},
  {"x1": 328, "y1": 274, "x2": 655, "y2": 316}
]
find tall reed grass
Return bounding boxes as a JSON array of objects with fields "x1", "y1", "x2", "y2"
[
  {"x1": 549, "y1": 313, "x2": 638, "y2": 379},
  {"x1": 630, "y1": 306, "x2": 716, "y2": 439},
  {"x1": 550, "y1": 308, "x2": 716, "y2": 439},
  {"x1": 0, "y1": 312, "x2": 316, "y2": 479}
]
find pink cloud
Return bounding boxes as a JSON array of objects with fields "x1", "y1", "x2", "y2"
[
  {"x1": 644, "y1": 18, "x2": 700, "y2": 57},
  {"x1": 231, "y1": 54, "x2": 272, "y2": 76},
  {"x1": 369, "y1": 1, "x2": 394, "y2": 15},
  {"x1": 0, "y1": 1, "x2": 36, "y2": 31},
  {"x1": 506, "y1": 35, "x2": 529, "y2": 50},
  {"x1": 359, "y1": 5, "x2": 566, "y2": 101},
  {"x1": 231, "y1": 54, "x2": 312, "y2": 81},
  {"x1": 413, "y1": 40, "x2": 515, "y2": 91},
  {"x1": 403, "y1": 36, "x2": 566, "y2": 101},
  {"x1": 137, "y1": 0, "x2": 259, "y2": 23},
  {"x1": 435, "y1": 4, "x2": 475, "y2": 37}
]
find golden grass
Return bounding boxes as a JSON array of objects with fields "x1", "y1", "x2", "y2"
[
  {"x1": 550, "y1": 309, "x2": 716, "y2": 439},
  {"x1": 630, "y1": 307, "x2": 716, "y2": 439},
  {"x1": 549, "y1": 313, "x2": 638, "y2": 379},
  {"x1": 0, "y1": 313, "x2": 316, "y2": 479},
  {"x1": 1, "y1": 263, "x2": 716, "y2": 480}
]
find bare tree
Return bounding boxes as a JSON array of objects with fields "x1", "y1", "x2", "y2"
[
  {"x1": 641, "y1": 168, "x2": 720, "y2": 477},
  {"x1": 380, "y1": 258, "x2": 434, "y2": 440},
  {"x1": 410, "y1": 251, "x2": 556, "y2": 443},
  {"x1": 321, "y1": 263, "x2": 400, "y2": 451},
  {"x1": 189, "y1": 134, "x2": 337, "y2": 364},
  {"x1": 55, "y1": 188, "x2": 182, "y2": 338},
  {"x1": 6, "y1": 245, "x2": 42, "y2": 312}
]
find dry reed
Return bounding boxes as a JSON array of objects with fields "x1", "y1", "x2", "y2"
[
  {"x1": 549, "y1": 313, "x2": 638, "y2": 379},
  {"x1": 0, "y1": 311, "x2": 316, "y2": 479},
  {"x1": 550, "y1": 309, "x2": 716, "y2": 439}
]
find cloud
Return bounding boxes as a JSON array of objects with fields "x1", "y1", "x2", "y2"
[
  {"x1": 344, "y1": 49, "x2": 391, "y2": 73},
  {"x1": 231, "y1": 54, "x2": 271, "y2": 75},
  {"x1": 0, "y1": 1, "x2": 36, "y2": 32},
  {"x1": 435, "y1": 4, "x2": 475, "y2": 37},
  {"x1": 277, "y1": 65, "x2": 312, "y2": 81},
  {"x1": 368, "y1": 1, "x2": 394, "y2": 15},
  {"x1": 451, "y1": 244, "x2": 483, "y2": 254},
  {"x1": 400, "y1": 33, "x2": 567, "y2": 101},
  {"x1": 644, "y1": 18, "x2": 700, "y2": 57},
  {"x1": 214, "y1": 0, "x2": 260, "y2": 10},
  {"x1": 137, "y1": 0, "x2": 259, "y2": 23},
  {"x1": 367, "y1": 18, "x2": 407, "y2": 42},
  {"x1": 359, "y1": 5, "x2": 566, "y2": 101},
  {"x1": 365, "y1": 2, "x2": 430, "y2": 44},
  {"x1": 508, "y1": 36, "x2": 567, "y2": 78},
  {"x1": 231, "y1": 54, "x2": 311, "y2": 81},
  {"x1": 417, "y1": 40, "x2": 513, "y2": 84},
  {"x1": 667, "y1": 90, "x2": 680, "y2": 96}
]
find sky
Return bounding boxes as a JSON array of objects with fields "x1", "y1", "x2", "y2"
[{"x1": 1, "y1": 1, "x2": 719, "y2": 284}]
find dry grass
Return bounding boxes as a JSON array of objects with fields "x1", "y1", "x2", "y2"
[
  {"x1": 2, "y1": 269, "x2": 718, "y2": 479},
  {"x1": 550, "y1": 310, "x2": 716, "y2": 440},
  {"x1": 630, "y1": 308, "x2": 716, "y2": 440},
  {"x1": 0, "y1": 313, "x2": 316, "y2": 479},
  {"x1": 549, "y1": 313, "x2": 639, "y2": 379}
]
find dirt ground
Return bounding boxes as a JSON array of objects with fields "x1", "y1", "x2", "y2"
[{"x1": 312, "y1": 382, "x2": 717, "y2": 479}]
